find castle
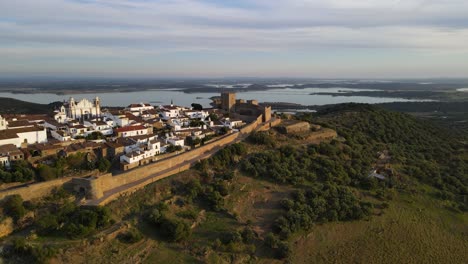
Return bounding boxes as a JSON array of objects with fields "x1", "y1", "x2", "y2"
[{"x1": 221, "y1": 92, "x2": 271, "y2": 123}]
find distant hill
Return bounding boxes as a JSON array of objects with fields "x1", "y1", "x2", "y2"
[{"x1": 0, "y1": 97, "x2": 61, "y2": 114}]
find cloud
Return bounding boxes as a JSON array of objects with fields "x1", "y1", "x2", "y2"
[{"x1": 0, "y1": 0, "x2": 468, "y2": 77}]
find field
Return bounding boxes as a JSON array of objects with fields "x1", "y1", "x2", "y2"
[{"x1": 291, "y1": 188, "x2": 468, "y2": 263}]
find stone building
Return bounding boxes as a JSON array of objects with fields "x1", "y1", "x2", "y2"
[{"x1": 221, "y1": 92, "x2": 236, "y2": 112}]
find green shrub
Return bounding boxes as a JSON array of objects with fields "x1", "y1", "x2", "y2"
[{"x1": 4, "y1": 194, "x2": 26, "y2": 221}]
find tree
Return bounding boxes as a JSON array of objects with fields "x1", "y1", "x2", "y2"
[
  {"x1": 5, "y1": 195, "x2": 26, "y2": 221},
  {"x1": 218, "y1": 127, "x2": 229, "y2": 135},
  {"x1": 37, "y1": 164, "x2": 58, "y2": 181},
  {"x1": 191, "y1": 103, "x2": 203, "y2": 111},
  {"x1": 277, "y1": 241, "x2": 291, "y2": 259},
  {"x1": 97, "y1": 158, "x2": 111, "y2": 172},
  {"x1": 86, "y1": 131, "x2": 104, "y2": 140},
  {"x1": 160, "y1": 217, "x2": 191, "y2": 242}
]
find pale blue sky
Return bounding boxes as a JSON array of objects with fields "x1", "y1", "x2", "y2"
[{"x1": 1, "y1": 0, "x2": 468, "y2": 78}]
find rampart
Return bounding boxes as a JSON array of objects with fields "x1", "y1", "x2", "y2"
[{"x1": 0, "y1": 170, "x2": 99, "y2": 202}]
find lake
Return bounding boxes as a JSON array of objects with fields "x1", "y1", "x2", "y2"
[{"x1": 0, "y1": 87, "x2": 426, "y2": 108}]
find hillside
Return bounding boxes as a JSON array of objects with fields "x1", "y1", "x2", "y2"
[
  {"x1": 0, "y1": 97, "x2": 60, "y2": 114},
  {"x1": 0, "y1": 104, "x2": 466, "y2": 263}
]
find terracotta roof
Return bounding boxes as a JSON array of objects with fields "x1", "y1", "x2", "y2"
[
  {"x1": 0, "y1": 144, "x2": 21, "y2": 155},
  {"x1": 115, "y1": 125, "x2": 146, "y2": 133},
  {"x1": 70, "y1": 125, "x2": 87, "y2": 129},
  {"x1": 0, "y1": 130, "x2": 19, "y2": 140},
  {"x1": 44, "y1": 119, "x2": 63, "y2": 127},
  {"x1": 93, "y1": 121, "x2": 108, "y2": 126},
  {"x1": 7, "y1": 120, "x2": 33, "y2": 128},
  {"x1": 115, "y1": 137, "x2": 137, "y2": 146},
  {"x1": 104, "y1": 141, "x2": 124, "y2": 149},
  {"x1": 128, "y1": 103, "x2": 152, "y2": 108},
  {"x1": 30, "y1": 143, "x2": 63, "y2": 151},
  {"x1": 162, "y1": 105, "x2": 179, "y2": 110},
  {"x1": 0, "y1": 126, "x2": 45, "y2": 140}
]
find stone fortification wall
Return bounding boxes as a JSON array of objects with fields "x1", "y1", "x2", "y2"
[
  {"x1": 277, "y1": 121, "x2": 311, "y2": 134},
  {"x1": 0, "y1": 170, "x2": 99, "y2": 202},
  {"x1": 0, "y1": 177, "x2": 72, "y2": 202}
]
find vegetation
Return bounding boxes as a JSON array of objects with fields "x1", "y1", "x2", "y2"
[
  {"x1": 4, "y1": 238, "x2": 58, "y2": 263},
  {"x1": 118, "y1": 228, "x2": 143, "y2": 243},
  {"x1": 145, "y1": 203, "x2": 192, "y2": 242},
  {"x1": 35, "y1": 196, "x2": 113, "y2": 238},
  {"x1": 274, "y1": 185, "x2": 372, "y2": 238},
  {"x1": 3, "y1": 194, "x2": 27, "y2": 221},
  {"x1": 191, "y1": 103, "x2": 203, "y2": 111},
  {"x1": 165, "y1": 145, "x2": 183, "y2": 153},
  {"x1": 247, "y1": 131, "x2": 276, "y2": 147},
  {"x1": 189, "y1": 119, "x2": 204, "y2": 127},
  {"x1": 85, "y1": 131, "x2": 105, "y2": 140},
  {"x1": 0, "y1": 160, "x2": 35, "y2": 183},
  {"x1": 306, "y1": 103, "x2": 467, "y2": 211}
]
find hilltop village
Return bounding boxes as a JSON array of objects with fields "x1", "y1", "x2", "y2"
[
  {"x1": 0, "y1": 92, "x2": 280, "y2": 203},
  {"x1": 0, "y1": 93, "x2": 270, "y2": 170}
]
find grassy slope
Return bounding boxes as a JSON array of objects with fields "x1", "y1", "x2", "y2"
[
  {"x1": 291, "y1": 189, "x2": 467, "y2": 263},
  {"x1": 222, "y1": 175, "x2": 468, "y2": 263}
]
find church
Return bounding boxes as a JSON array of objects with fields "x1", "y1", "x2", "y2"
[{"x1": 54, "y1": 97, "x2": 101, "y2": 123}]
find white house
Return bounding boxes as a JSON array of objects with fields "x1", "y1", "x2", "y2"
[
  {"x1": 115, "y1": 125, "x2": 148, "y2": 137},
  {"x1": 102, "y1": 110, "x2": 130, "y2": 128},
  {"x1": 0, "y1": 144, "x2": 24, "y2": 168},
  {"x1": 160, "y1": 105, "x2": 181, "y2": 120},
  {"x1": 222, "y1": 118, "x2": 244, "y2": 129},
  {"x1": 126, "y1": 103, "x2": 154, "y2": 112},
  {"x1": 184, "y1": 110, "x2": 209, "y2": 119},
  {"x1": 166, "y1": 137, "x2": 185, "y2": 147},
  {"x1": 119, "y1": 136, "x2": 161, "y2": 165},
  {"x1": 0, "y1": 126, "x2": 48, "y2": 147},
  {"x1": 51, "y1": 130, "x2": 72, "y2": 141},
  {"x1": 68, "y1": 125, "x2": 89, "y2": 138},
  {"x1": 83, "y1": 120, "x2": 113, "y2": 136}
]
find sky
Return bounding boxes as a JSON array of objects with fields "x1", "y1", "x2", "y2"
[{"x1": 1, "y1": 0, "x2": 468, "y2": 78}]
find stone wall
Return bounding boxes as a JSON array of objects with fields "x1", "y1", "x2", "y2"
[
  {"x1": 277, "y1": 121, "x2": 311, "y2": 134},
  {"x1": 0, "y1": 170, "x2": 99, "y2": 202},
  {"x1": 0, "y1": 177, "x2": 72, "y2": 202}
]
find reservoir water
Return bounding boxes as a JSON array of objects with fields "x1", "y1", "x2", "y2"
[{"x1": 0, "y1": 87, "x2": 425, "y2": 108}]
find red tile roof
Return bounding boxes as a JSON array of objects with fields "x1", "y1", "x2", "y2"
[{"x1": 115, "y1": 125, "x2": 146, "y2": 133}]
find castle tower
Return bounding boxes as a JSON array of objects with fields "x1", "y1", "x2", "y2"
[{"x1": 221, "y1": 92, "x2": 236, "y2": 112}]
